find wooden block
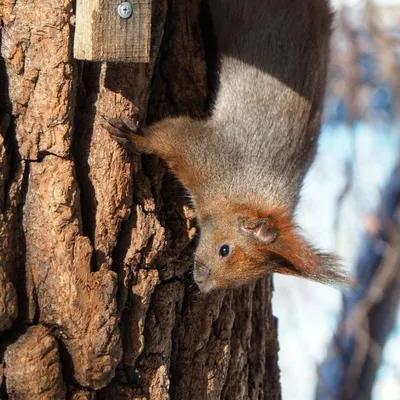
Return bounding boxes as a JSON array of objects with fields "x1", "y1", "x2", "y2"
[{"x1": 74, "y1": 0, "x2": 151, "y2": 62}]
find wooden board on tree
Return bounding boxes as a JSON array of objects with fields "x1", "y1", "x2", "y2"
[{"x1": 74, "y1": 0, "x2": 151, "y2": 62}]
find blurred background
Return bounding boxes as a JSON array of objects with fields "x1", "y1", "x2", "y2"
[{"x1": 272, "y1": 0, "x2": 400, "y2": 399}]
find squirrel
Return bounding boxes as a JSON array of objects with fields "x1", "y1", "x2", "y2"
[{"x1": 103, "y1": 0, "x2": 348, "y2": 293}]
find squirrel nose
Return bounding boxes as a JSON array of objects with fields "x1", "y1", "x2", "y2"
[
  {"x1": 194, "y1": 273, "x2": 216, "y2": 293},
  {"x1": 193, "y1": 262, "x2": 215, "y2": 292},
  {"x1": 194, "y1": 275, "x2": 208, "y2": 290},
  {"x1": 195, "y1": 276, "x2": 206, "y2": 285},
  {"x1": 196, "y1": 279, "x2": 216, "y2": 293}
]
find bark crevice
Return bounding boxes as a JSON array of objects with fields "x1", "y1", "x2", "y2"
[
  {"x1": 72, "y1": 61, "x2": 101, "y2": 270},
  {"x1": 0, "y1": 32, "x2": 14, "y2": 214}
]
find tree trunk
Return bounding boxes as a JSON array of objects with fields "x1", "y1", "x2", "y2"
[{"x1": 0, "y1": 0, "x2": 281, "y2": 398}]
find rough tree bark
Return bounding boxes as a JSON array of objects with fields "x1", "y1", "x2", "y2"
[{"x1": 0, "y1": 0, "x2": 281, "y2": 398}]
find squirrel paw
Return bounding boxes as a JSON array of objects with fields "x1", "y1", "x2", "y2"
[{"x1": 101, "y1": 115, "x2": 141, "y2": 151}]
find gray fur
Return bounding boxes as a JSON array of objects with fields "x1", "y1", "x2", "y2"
[{"x1": 189, "y1": 0, "x2": 333, "y2": 210}]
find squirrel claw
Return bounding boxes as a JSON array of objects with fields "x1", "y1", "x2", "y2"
[
  {"x1": 100, "y1": 120, "x2": 134, "y2": 151},
  {"x1": 101, "y1": 122, "x2": 128, "y2": 138},
  {"x1": 101, "y1": 115, "x2": 138, "y2": 134},
  {"x1": 109, "y1": 135, "x2": 130, "y2": 147},
  {"x1": 100, "y1": 115, "x2": 146, "y2": 154},
  {"x1": 101, "y1": 115, "x2": 141, "y2": 150}
]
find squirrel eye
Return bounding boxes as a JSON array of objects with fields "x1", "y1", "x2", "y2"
[{"x1": 219, "y1": 244, "x2": 230, "y2": 257}]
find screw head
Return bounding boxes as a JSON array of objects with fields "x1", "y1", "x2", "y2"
[{"x1": 118, "y1": 2, "x2": 133, "y2": 19}]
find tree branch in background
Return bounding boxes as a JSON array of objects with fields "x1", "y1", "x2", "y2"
[
  {"x1": 333, "y1": 7, "x2": 359, "y2": 243},
  {"x1": 317, "y1": 2, "x2": 400, "y2": 398}
]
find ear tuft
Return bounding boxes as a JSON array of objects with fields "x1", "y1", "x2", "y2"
[
  {"x1": 269, "y1": 229, "x2": 350, "y2": 287},
  {"x1": 238, "y1": 217, "x2": 278, "y2": 244},
  {"x1": 312, "y1": 253, "x2": 350, "y2": 286},
  {"x1": 281, "y1": 251, "x2": 350, "y2": 287}
]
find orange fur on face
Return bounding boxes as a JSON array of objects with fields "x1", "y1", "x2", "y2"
[
  {"x1": 212, "y1": 246, "x2": 267, "y2": 289},
  {"x1": 194, "y1": 203, "x2": 347, "y2": 292}
]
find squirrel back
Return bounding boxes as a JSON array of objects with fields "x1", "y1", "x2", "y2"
[{"x1": 204, "y1": 0, "x2": 333, "y2": 209}]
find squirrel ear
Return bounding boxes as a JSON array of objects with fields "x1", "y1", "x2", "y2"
[{"x1": 238, "y1": 216, "x2": 278, "y2": 244}]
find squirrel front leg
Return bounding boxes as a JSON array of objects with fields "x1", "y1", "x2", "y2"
[{"x1": 102, "y1": 116, "x2": 201, "y2": 185}]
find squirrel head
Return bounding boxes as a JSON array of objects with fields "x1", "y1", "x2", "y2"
[{"x1": 193, "y1": 204, "x2": 348, "y2": 293}]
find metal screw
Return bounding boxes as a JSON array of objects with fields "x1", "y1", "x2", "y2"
[{"x1": 118, "y1": 2, "x2": 133, "y2": 19}]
